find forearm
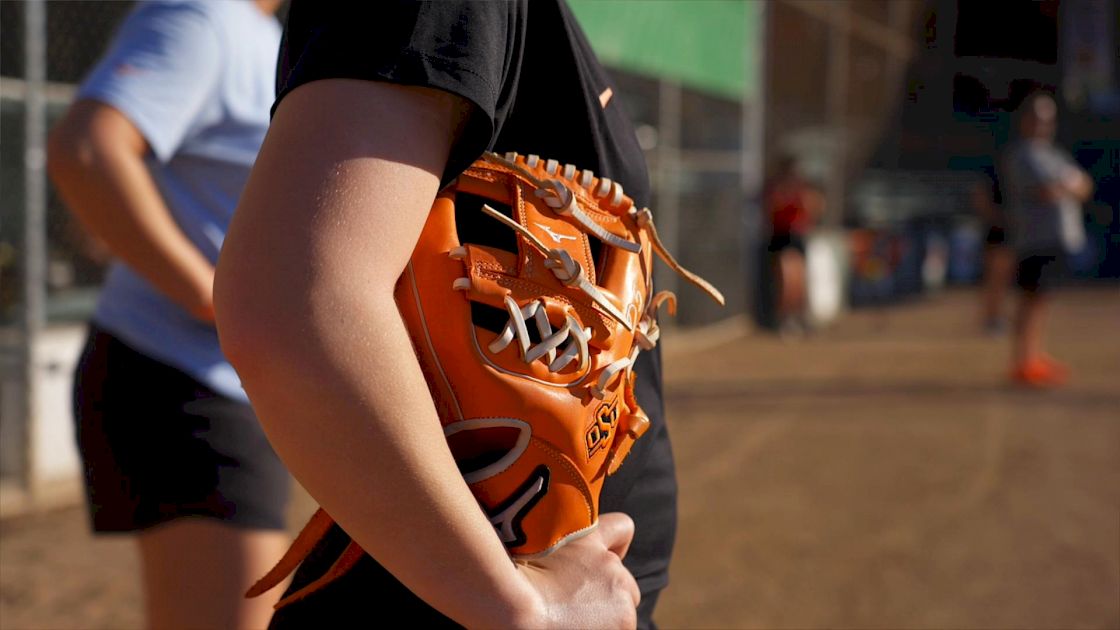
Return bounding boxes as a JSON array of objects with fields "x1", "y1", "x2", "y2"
[
  {"x1": 1064, "y1": 168, "x2": 1094, "y2": 203},
  {"x1": 216, "y1": 262, "x2": 541, "y2": 627},
  {"x1": 47, "y1": 103, "x2": 215, "y2": 320},
  {"x1": 213, "y1": 80, "x2": 544, "y2": 626}
]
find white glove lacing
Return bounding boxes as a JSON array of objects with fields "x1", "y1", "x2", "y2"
[{"x1": 451, "y1": 152, "x2": 724, "y2": 396}]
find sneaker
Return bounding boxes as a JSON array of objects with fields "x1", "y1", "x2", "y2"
[
  {"x1": 1038, "y1": 354, "x2": 1070, "y2": 379},
  {"x1": 1011, "y1": 357, "x2": 1068, "y2": 388}
]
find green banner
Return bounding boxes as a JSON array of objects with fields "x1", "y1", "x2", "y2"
[{"x1": 567, "y1": 0, "x2": 758, "y2": 100}]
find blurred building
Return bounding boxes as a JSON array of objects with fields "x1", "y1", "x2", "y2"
[
  {"x1": 760, "y1": 0, "x2": 926, "y2": 319},
  {"x1": 572, "y1": 0, "x2": 926, "y2": 326},
  {"x1": 855, "y1": 0, "x2": 1120, "y2": 299}
]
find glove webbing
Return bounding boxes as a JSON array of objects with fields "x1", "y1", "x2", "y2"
[{"x1": 489, "y1": 151, "x2": 725, "y2": 306}]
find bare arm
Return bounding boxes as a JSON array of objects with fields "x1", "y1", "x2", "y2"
[
  {"x1": 1038, "y1": 156, "x2": 1094, "y2": 204},
  {"x1": 214, "y1": 79, "x2": 639, "y2": 628},
  {"x1": 47, "y1": 100, "x2": 216, "y2": 321},
  {"x1": 1058, "y1": 166, "x2": 1094, "y2": 203}
]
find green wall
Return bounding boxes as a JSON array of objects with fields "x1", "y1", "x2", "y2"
[{"x1": 567, "y1": 0, "x2": 759, "y2": 100}]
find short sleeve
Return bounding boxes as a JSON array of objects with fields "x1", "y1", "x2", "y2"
[
  {"x1": 78, "y1": 2, "x2": 222, "y2": 163},
  {"x1": 276, "y1": 1, "x2": 524, "y2": 185},
  {"x1": 1023, "y1": 144, "x2": 1079, "y2": 186}
]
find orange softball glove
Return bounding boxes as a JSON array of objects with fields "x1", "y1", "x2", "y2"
[{"x1": 248, "y1": 151, "x2": 723, "y2": 608}]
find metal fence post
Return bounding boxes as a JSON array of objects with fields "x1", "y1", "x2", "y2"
[
  {"x1": 656, "y1": 78, "x2": 682, "y2": 304},
  {"x1": 21, "y1": 0, "x2": 48, "y2": 502},
  {"x1": 742, "y1": 1, "x2": 767, "y2": 319}
]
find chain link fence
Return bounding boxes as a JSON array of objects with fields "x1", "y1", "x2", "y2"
[
  {"x1": 2, "y1": 0, "x2": 134, "y2": 503},
  {"x1": 2, "y1": 1, "x2": 133, "y2": 328}
]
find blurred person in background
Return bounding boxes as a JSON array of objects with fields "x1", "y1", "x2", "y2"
[
  {"x1": 1000, "y1": 92, "x2": 1093, "y2": 387},
  {"x1": 46, "y1": 1, "x2": 290, "y2": 627},
  {"x1": 972, "y1": 165, "x2": 1013, "y2": 334},
  {"x1": 764, "y1": 155, "x2": 824, "y2": 337}
]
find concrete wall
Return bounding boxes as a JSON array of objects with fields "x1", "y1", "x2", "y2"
[{"x1": 0, "y1": 324, "x2": 85, "y2": 516}]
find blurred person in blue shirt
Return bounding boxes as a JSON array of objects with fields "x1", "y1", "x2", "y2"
[
  {"x1": 47, "y1": 1, "x2": 289, "y2": 627},
  {"x1": 999, "y1": 92, "x2": 1093, "y2": 387}
]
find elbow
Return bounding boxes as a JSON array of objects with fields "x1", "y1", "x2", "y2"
[
  {"x1": 47, "y1": 102, "x2": 144, "y2": 184},
  {"x1": 212, "y1": 231, "x2": 267, "y2": 379},
  {"x1": 212, "y1": 255, "x2": 271, "y2": 383},
  {"x1": 212, "y1": 199, "x2": 298, "y2": 386},
  {"x1": 211, "y1": 245, "x2": 319, "y2": 384},
  {"x1": 45, "y1": 122, "x2": 86, "y2": 184},
  {"x1": 215, "y1": 243, "x2": 400, "y2": 392},
  {"x1": 46, "y1": 116, "x2": 110, "y2": 188},
  {"x1": 1079, "y1": 180, "x2": 1095, "y2": 203}
]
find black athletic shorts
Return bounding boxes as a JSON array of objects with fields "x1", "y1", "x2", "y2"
[
  {"x1": 1016, "y1": 252, "x2": 1065, "y2": 293},
  {"x1": 985, "y1": 226, "x2": 1007, "y2": 246},
  {"x1": 72, "y1": 326, "x2": 290, "y2": 532},
  {"x1": 768, "y1": 232, "x2": 806, "y2": 255}
]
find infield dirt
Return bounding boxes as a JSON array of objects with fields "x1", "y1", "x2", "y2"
[{"x1": 2, "y1": 288, "x2": 1117, "y2": 629}]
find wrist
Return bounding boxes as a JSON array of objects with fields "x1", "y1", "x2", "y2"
[
  {"x1": 184, "y1": 266, "x2": 216, "y2": 322},
  {"x1": 478, "y1": 564, "x2": 548, "y2": 630},
  {"x1": 506, "y1": 569, "x2": 548, "y2": 627}
]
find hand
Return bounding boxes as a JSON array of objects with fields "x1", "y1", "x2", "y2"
[{"x1": 515, "y1": 512, "x2": 641, "y2": 629}]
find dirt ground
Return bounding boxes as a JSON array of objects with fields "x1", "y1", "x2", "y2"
[{"x1": 1, "y1": 287, "x2": 1117, "y2": 629}]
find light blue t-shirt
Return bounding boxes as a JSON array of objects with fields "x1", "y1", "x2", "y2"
[
  {"x1": 77, "y1": 0, "x2": 281, "y2": 402},
  {"x1": 1001, "y1": 139, "x2": 1087, "y2": 256}
]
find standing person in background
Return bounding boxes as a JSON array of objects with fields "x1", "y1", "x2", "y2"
[
  {"x1": 972, "y1": 163, "x2": 1013, "y2": 334},
  {"x1": 215, "y1": 1, "x2": 674, "y2": 627},
  {"x1": 1000, "y1": 92, "x2": 1093, "y2": 387},
  {"x1": 765, "y1": 156, "x2": 824, "y2": 337},
  {"x1": 46, "y1": 2, "x2": 290, "y2": 627}
]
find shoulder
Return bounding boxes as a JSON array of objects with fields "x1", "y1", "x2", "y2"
[
  {"x1": 114, "y1": 1, "x2": 220, "y2": 51},
  {"x1": 199, "y1": 0, "x2": 281, "y2": 54},
  {"x1": 128, "y1": 0, "x2": 214, "y2": 29}
]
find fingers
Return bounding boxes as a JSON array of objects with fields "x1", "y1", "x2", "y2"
[
  {"x1": 520, "y1": 512, "x2": 642, "y2": 624},
  {"x1": 597, "y1": 512, "x2": 635, "y2": 561}
]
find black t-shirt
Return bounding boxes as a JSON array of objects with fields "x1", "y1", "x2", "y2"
[{"x1": 271, "y1": 2, "x2": 675, "y2": 626}]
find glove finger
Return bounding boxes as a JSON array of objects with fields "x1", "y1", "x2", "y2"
[{"x1": 597, "y1": 511, "x2": 636, "y2": 560}]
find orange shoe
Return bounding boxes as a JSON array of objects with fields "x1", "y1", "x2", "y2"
[
  {"x1": 1011, "y1": 357, "x2": 1068, "y2": 388},
  {"x1": 1038, "y1": 354, "x2": 1070, "y2": 379}
]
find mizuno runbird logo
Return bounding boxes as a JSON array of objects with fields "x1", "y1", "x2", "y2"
[
  {"x1": 488, "y1": 466, "x2": 550, "y2": 547},
  {"x1": 535, "y1": 223, "x2": 578, "y2": 243}
]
